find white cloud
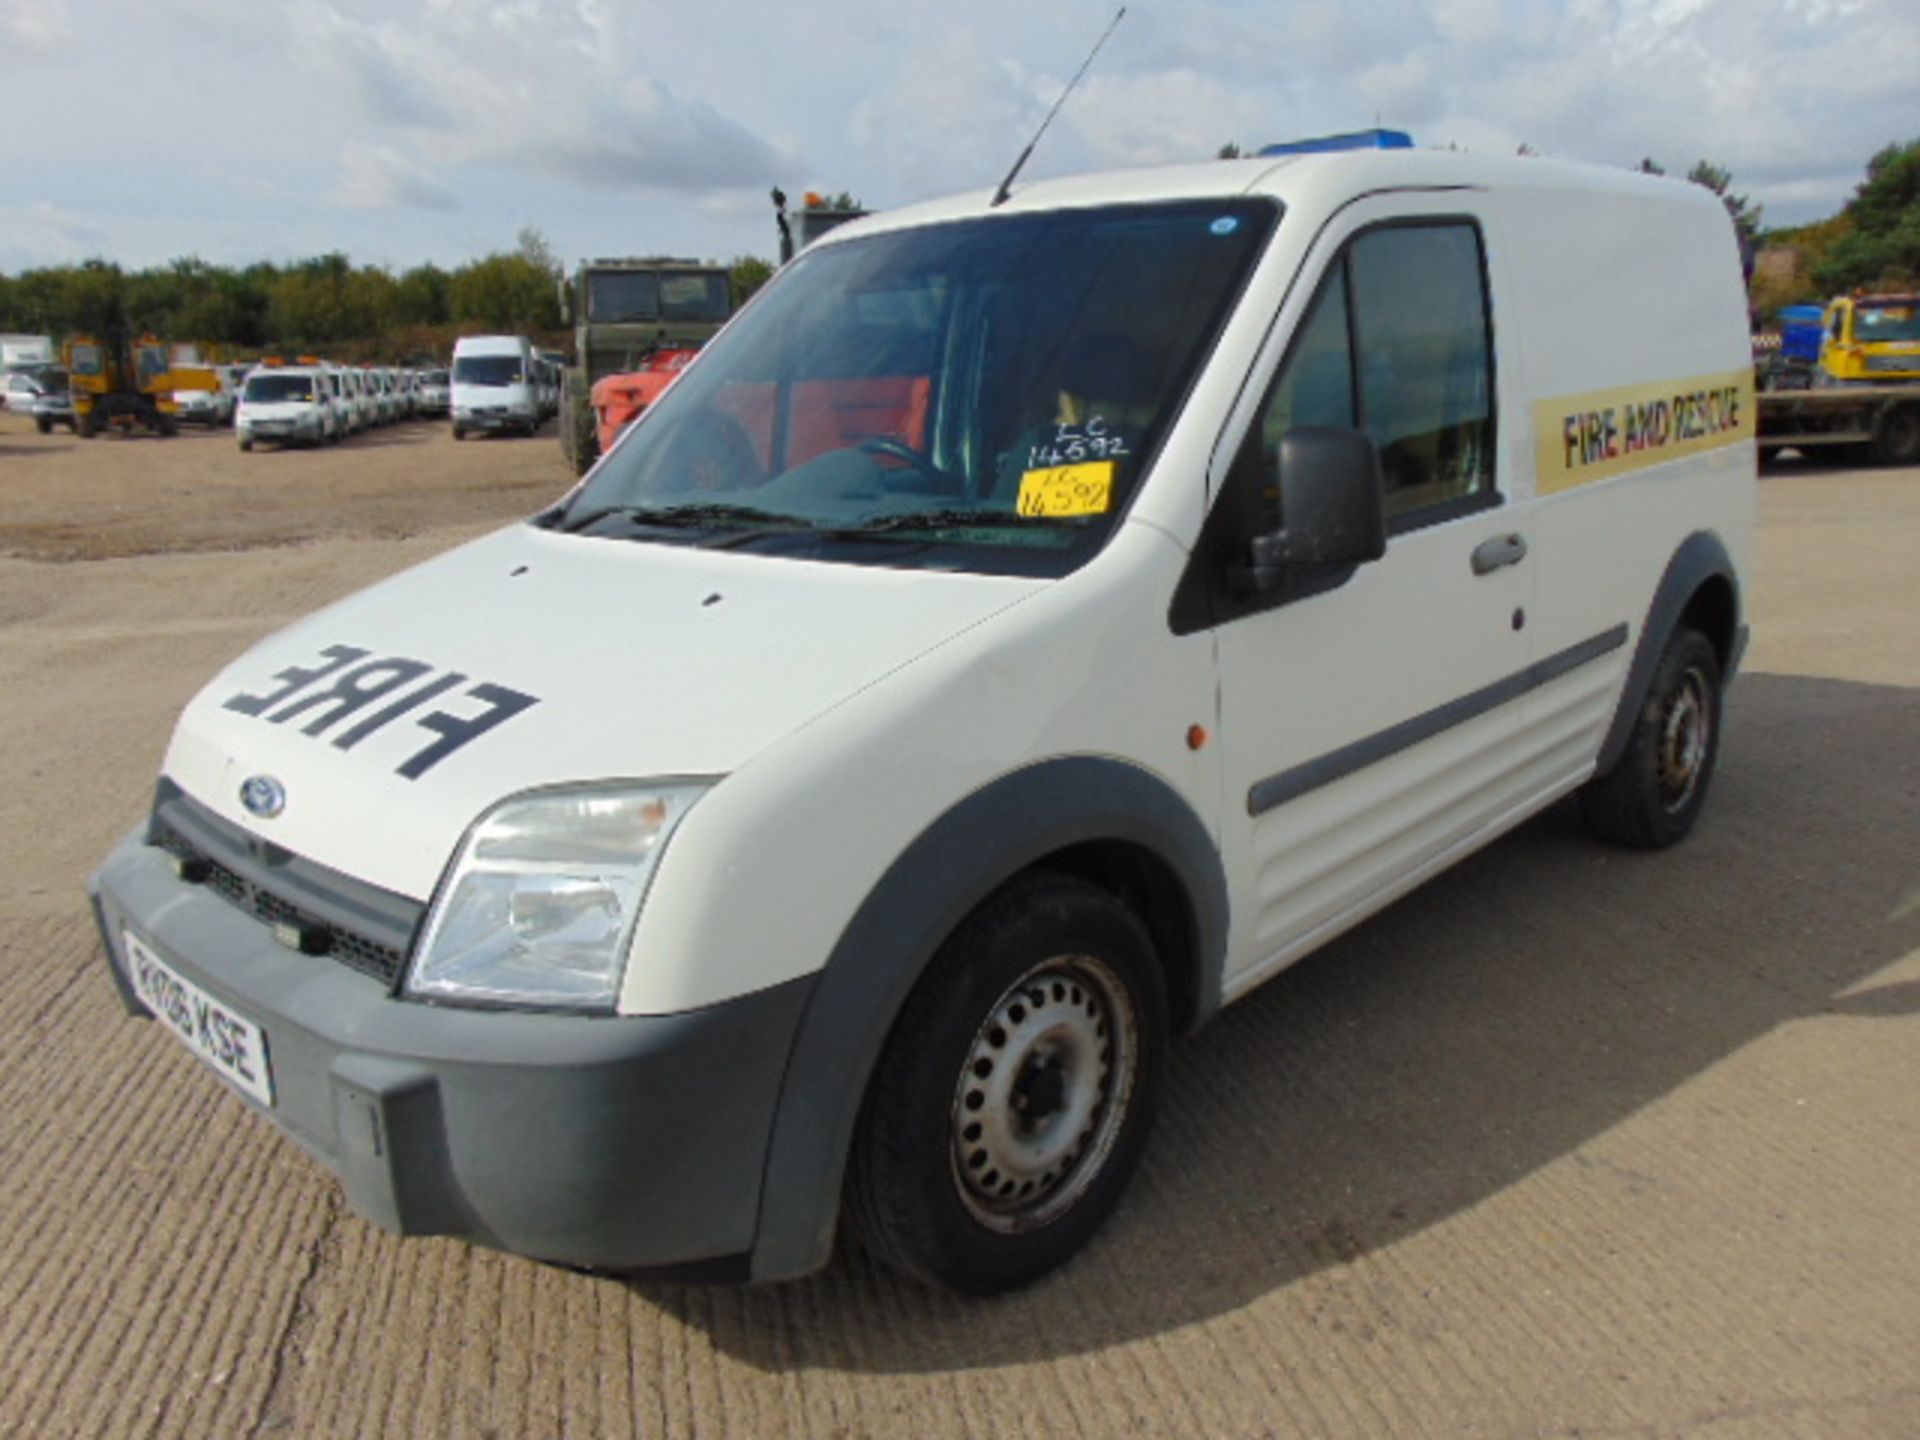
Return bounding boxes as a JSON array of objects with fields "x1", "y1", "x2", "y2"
[
  {"x1": 1, "y1": 0, "x2": 1916, "y2": 269},
  {"x1": 333, "y1": 143, "x2": 460, "y2": 211},
  {"x1": 0, "y1": 201, "x2": 105, "y2": 269},
  {"x1": 291, "y1": 2, "x2": 791, "y2": 194},
  {"x1": 0, "y1": 0, "x2": 72, "y2": 63}
]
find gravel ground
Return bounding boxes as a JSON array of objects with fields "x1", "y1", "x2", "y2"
[{"x1": 0, "y1": 409, "x2": 1915, "y2": 1438}]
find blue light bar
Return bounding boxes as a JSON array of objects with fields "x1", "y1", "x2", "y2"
[{"x1": 1258, "y1": 128, "x2": 1414, "y2": 157}]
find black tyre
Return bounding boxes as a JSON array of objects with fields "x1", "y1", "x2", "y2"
[
  {"x1": 1580, "y1": 627, "x2": 1722, "y2": 849},
  {"x1": 845, "y1": 873, "x2": 1167, "y2": 1294},
  {"x1": 451, "y1": 425, "x2": 465, "y2": 441},
  {"x1": 1876, "y1": 405, "x2": 1920, "y2": 467},
  {"x1": 35, "y1": 415, "x2": 51, "y2": 435},
  {"x1": 238, "y1": 437, "x2": 253, "y2": 452}
]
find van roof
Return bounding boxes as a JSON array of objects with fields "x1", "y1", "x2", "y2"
[{"x1": 821, "y1": 149, "x2": 1726, "y2": 247}]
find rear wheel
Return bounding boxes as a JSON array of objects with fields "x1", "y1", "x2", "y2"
[
  {"x1": 1876, "y1": 405, "x2": 1920, "y2": 467},
  {"x1": 845, "y1": 873, "x2": 1166, "y2": 1294},
  {"x1": 1580, "y1": 626, "x2": 1722, "y2": 848}
]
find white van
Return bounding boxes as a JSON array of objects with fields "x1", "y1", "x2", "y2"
[
  {"x1": 91, "y1": 149, "x2": 1753, "y2": 1293},
  {"x1": 235, "y1": 365, "x2": 339, "y2": 450},
  {"x1": 417, "y1": 367, "x2": 451, "y2": 418},
  {"x1": 451, "y1": 334, "x2": 540, "y2": 438}
]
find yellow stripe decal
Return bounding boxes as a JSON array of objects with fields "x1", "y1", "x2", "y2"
[{"x1": 1533, "y1": 369, "x2": 1754, "y2": 495}]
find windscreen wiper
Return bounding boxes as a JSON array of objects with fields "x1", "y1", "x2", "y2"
[
  {"x1": 561, "y1": 502, "x2": 817, "y2": 535},
  {"x1": 828, "y1": 508, "x2": 1080, "y2": 535}
]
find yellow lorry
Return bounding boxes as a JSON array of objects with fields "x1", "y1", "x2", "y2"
[
  {"x1": 64, "y1": 333, "x2": 217, "y2": 438},
  {"x1": 1756, "y1": 293, "x2": 1920, "y2": 465},
  {"x1": 1816, "y1": 293, "x2": 1920, "y2": 384}
]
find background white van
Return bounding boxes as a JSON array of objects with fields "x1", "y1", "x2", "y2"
[{"x1": 451, "y1": 335, "x2": 540, "y2": 439}]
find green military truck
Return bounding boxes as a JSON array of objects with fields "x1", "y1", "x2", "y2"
[{"x1": 557, "y1": 258, "x2": 733, "y2": 474}]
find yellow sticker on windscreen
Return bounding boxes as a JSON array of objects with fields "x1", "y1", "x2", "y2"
[{"x1": 1016, "y1": 461, "x2": 1115, "y2": 517}]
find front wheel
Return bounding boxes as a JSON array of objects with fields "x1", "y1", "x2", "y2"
[
  {"x1": 35, "y1": 415, "x2": 51, "y2": 435},
  {"x1": 845, "y1": 873, "x2": 1167, "y2": 1294},
  {"x1": 1580, "y1": 626, "x2": 1723, "y2": 848}
]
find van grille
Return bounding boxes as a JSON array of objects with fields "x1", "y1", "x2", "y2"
[{"x1": 148, "y1": 782, "x2": 423, "y2": 988}]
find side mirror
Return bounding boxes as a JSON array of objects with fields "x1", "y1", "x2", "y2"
[{"x1": 1235, "y1": 426, "x2": 1387, "y2": 594}]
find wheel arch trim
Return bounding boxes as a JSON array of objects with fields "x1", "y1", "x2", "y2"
[
  {"x1": 1595, "y1": 530, "x2": 1743, "y2": 777},
  {"x1": 747, "y1": 755, "x2": 1228, "y2": 1281}
]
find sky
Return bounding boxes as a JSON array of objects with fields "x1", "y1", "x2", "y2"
[{"x1": 1, "y1": 0, "x2": 1915, "y2": 276}]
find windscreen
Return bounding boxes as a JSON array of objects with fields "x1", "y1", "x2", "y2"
[
  {"x1": 1855, "y1": 303, "x2": 1920, "y2": 343},
  {"x1": 245, "y1": 374, "x2": 315, "y2": 402},
  {"x1": 454, "y1": 355, "x2": 524, "y2": 385},
  {"x1": 659, "y1": 273, "x2": 730, "y2": 322},
  {"x1": 588, "y1": 273, "x2": 659, "y2": 323},
  {"x1": 559, "y1": 199, "x2": 1277, "y2": 577}
]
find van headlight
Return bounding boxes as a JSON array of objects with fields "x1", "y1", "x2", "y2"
[{"x1": 407, "y1": 784, "x2": 706, "y2": 1011}]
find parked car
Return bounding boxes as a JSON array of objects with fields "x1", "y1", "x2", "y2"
[
  {"x1": 342, "y1": 368, "x2": 373, "y2": 433},
  {"x1": 11, "y1": 368, "x2": 76, "y2": 432},
  {"x1": 417, "y1": 367, "x2": 451, "y2": 418},
  {"x1": 451, "y1": 334, "x2": 540, "y2": 437},
  {"x1": 173, "y1": 368, "x2": 238, "y2": 427},
  {"x1": 235, "y1": 365, "x2": 340, "y2": 449},
  {"x1": 4, "y1": 365, "x2": 55, "y2": 414}
]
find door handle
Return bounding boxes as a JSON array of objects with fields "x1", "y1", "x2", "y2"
[{"x1": 1471, "y1": 533, "x2": 1528, "y2": 575}]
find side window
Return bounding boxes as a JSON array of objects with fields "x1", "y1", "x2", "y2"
[{"x1": 1250, "y1": 220, "x2": 1495, "y2": 529}]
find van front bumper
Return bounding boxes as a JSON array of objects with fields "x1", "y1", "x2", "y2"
[{"x1": 89, "y1": 828, "x2": 814, "y2": 1279}]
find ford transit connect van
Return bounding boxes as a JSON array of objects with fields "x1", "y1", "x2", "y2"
[
  {"x1": 92, "y1": 149, "x2": 1754, "y2": 1293},
  {"x1": 235, "y1": 365, "x2": 339, "y2": 450}
]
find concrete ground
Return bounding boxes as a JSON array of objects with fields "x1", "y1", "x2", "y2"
[{"x1": 0, "y1": 415, "x2": 1914, "y2": 1438}]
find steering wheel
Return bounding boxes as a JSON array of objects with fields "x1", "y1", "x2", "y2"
[
  {"x1": 664, "y1": 409, "x2": 763, "y2": 493},
  {"x1": 857, "y1": 436, "x2": 963, "y2": 494}
]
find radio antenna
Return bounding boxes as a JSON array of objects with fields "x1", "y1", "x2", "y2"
[{"x1": 991, "y1": 7, "x2": 1127, "y2": 208}]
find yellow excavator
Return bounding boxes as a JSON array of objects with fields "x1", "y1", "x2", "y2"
[{"x1": 63, "y1": 331, "x2": 217, "y2": 438}]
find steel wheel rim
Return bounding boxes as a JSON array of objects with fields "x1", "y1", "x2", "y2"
[
  {"x1": 949, "y1": 954, "x2": 1138, "y2": 1234},
  {"x1": 1658, "y1": 665, "x2": 1712, "y2": 814}
]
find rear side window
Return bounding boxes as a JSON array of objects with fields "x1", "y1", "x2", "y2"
[{"x1": 1254, "y1": 221, "x2": 1495, "y2": 530}]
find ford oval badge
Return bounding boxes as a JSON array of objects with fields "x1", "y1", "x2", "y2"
[{"x1": 240, "y1": 775, "x2": 287, "y2": 819}]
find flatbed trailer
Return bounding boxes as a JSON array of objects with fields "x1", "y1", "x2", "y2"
[{"x1": 1757, "y1": 383, "x2": 1920, "y2": 466}]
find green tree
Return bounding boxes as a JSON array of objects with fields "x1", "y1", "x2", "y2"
[
  {"x1": 516, "y1": 225, "x2": 560, "y2": 274},
  {"x1": 729, "y1": 255, "x2": 774, "y2": 308},
  {"x1": 450, "y1": 251, "x2": 562, "y2": 331},
  {"x1": 395, "y1": 263, "x2": 452, "y2": 326},
  {"x1": 61, "y1": 260, "x2": 129, "y2": 338},
  {"x1": 1685, "y1": 161, "x2": 1763, "y2": 242},
  {"x1": 7, "y1": 269, "x2": 67, "y2": 334},
  {"x1": 1217, "y1": 142, "x2": 1243, "y2": 160},
  {"x1": 1813, "y1": 139, "x2": 1920, "y2": 291}
]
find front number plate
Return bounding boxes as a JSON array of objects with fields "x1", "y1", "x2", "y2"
[{"x1": 124, "y1": 931, "x2": 275, "y2": 1107}]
